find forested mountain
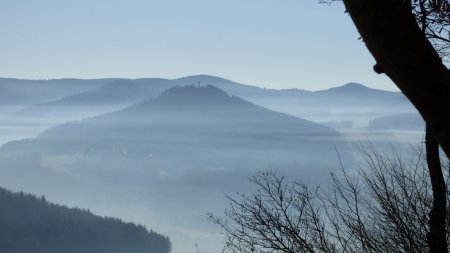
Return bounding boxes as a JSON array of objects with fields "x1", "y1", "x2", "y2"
[
  {"x1": 175, "y1": 75, "x2": 311, "y2": 98},
  {"x1": 175, "y1": 75, "x2": 415, "y2": 126},
  {"x1": 0, "y1": 187, "x2": 171, "y2": 253},
  {"x1": 0, "y1": 85, "x2": 350, "y2": 177},
  {"x1": 0, "y1": 85, "x2": 352, "y2": 252},
  {"x1": 0, "y1": 75, "x2": 417, "y2": 139},
  {"x1": 0, "y1": 76, "x2": 417, "y2": 252},
  {"x1": 0, "y1": 75, "x2": 415, "y2": 148}
]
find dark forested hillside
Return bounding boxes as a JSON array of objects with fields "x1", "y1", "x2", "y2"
[{"x1": 0, "y1": 187, "x2": 171, "y2": 253}]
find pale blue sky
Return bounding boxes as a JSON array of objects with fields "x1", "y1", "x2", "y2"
[{"x1": 0, "y1": 0, "x2": 395, "y2": 91}]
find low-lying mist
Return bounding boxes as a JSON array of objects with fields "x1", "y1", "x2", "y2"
[{"x1": 0, "y1": 77, "x2": 425, "y2": 253}]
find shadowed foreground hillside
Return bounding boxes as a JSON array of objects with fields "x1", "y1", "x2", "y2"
[{"x1": 0, "y1": 187, "x2": 171, "y2": 253}]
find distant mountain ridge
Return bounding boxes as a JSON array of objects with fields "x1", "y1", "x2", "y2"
[
  {"x1": 0, "y1": 77, "x2": 403, "y2": 253},
  {"x1": 0, "y1": 85, "x2": 351, "y2": 192},
  {"x1": 175, "y1": 75, "x2": 414, "y2": 126},
  {"x1": 319, "y1": 82, "x2": 392, "y2": 94},
  {"x1": 0, "y1": 78, "x2": 114, "y2": 117},
  {"x1": 0, "y1": 78, "x2": 179, "y2": 144},
  {"x1": 313, "y1": 82, "x2": 400, "y2": 102},
  {"x1": 0, "y1": 74, "x2": 417, "y2": 146},
  {"x1": 0, "y1": 78, "x2": 113, "y2": 106},
  {"x1": 7, "y1": 78, "x2": 178, "y2": 114},
  {"x1": 175, "y1": 74, "x2": 311, "y2": 97},
  {"x1": 369, "y1": 113, "x2": 425, "y2": 131},
  {"x1": 56, "y1": 78, "x2": 178, "y2": 105},
  {"x1": 0, "y1": 75, "x2": 414, "y2": 127},
  {"x1": 0, "y1": 85, "x2": 353, "y2": 253},
  {"x1": 32, "y1": 84, "x2": 344, "y2": 149},
  {"x1": 175, "y1": 75, "x2": 395, "y2": 95},
  {"x1": 156, "y1": 84, "x2": 234, "y2": 104}
]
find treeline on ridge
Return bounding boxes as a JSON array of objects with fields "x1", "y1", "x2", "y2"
[{"x1": 0, "y1": 187, "x2": 171, "y2": 253}]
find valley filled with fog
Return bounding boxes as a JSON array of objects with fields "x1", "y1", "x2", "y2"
[{"x1": 0, "y1": 76, "x2": 424, "y2": 253}]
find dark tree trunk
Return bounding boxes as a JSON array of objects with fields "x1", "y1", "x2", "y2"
[
  {"x1": 342, "y1": 0, "x2": 450, "y2": 159},
  {"x1": 341, "y1": 1, "x2": 449, "y2": 253},
  {"x1": 425, "y1": 126, "x2": 448, "y2": 253}
]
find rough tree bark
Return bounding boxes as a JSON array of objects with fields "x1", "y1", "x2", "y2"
[
  {"x1": 342, "y1": 1, "x2": 449, "y2": 253},
  {"x1": 342, "y1": 0, "x2": 450, "y2": 158}
]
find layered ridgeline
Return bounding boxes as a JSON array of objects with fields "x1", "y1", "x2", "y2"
[
  {"x1": 0, "y1": 187, "x2": 171, "y2": 253},
  {"x1": 1, "y1": 75, "x2": 416, "y2": 132},
  {"x1": 368, "y1": 113, "x2": 425, "y2": 131},
  {"x1": 0, "y1": 78, "x2": 113, "y2": 116},
  {"x1": 0, "y1": 75, "x2": 418, "y2": 146},
  {"x1": 0, "y1": 85, "x2": 352, "y2": 252},
  {"x1": 0, "y1": 85, "x2": 351, "y2": 181},
  {"x1": 0, "y1": 79, "x2": 179, "y2": 144},
  {"x1": 6, "y1": 78, "x2": 178, "y2": 120},
  {"x1": 175, "y1": 75, "x2": 415, "y2": 127}
]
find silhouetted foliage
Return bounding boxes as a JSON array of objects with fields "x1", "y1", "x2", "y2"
[
  {"x1": 210, "y1": 145, "x2": 449, "y2": 253},
  {"x1": 322, "y1": 1, "x2": 450, "y2": 252},
  {"x1": 0, "y1": 187, "x2": 171, "y2": 253},
  {"x1": 410, "y1": 0, "x2": 450, "y2": 61}
]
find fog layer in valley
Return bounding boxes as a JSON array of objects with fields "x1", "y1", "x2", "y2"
[{"x1": 0, "y1": 76, "x2": 423, "y2": 253}]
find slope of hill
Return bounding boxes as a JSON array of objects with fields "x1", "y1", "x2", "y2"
[
  {"x1": 368, "y1": 113, "x2": 425, "y2": 131},
  {"x1": 0, "y1": 85, "x2": 350, "y2": 179},
  {"x1": 175, "y1": 74, "x2": 310, "y2": 98},
  {"x1": 316, "y1": 82, "x2": 394, "y2": 96},
  {"x1": 0, "y1": 187, "x2": 171, "y2": 253},
  {"x1": 0, "y1": 85, "x2": 352, "y2": 253},
  {"x1": 14, "y1": 84, "x2": 350, "y2": 174},
  {"x1": 175, "y1": 75, "x2": 415, "y2": 126},
  {"x1": 4, "y1": 78, "x2": 178, "y2": 119},
  {"x1": 39, "y1": 78, "x2": 177, "y2": 106},
  {"x1": 0, "y1": 78, "x2": 178, "y2": 145},
  {"x1": 0, "y1": 78, "x2": 113, "y2": 115},
  {"x1": 0, "y1": 75, "x2": 417, "y2": 147}
]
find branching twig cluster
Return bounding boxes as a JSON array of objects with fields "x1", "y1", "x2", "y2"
[
  {"x1": 411, "y1": 0, "x2": 450, "y2": 61},
  {"x1": 210, "y1": 145, "x2": 449, "y2": 253}
]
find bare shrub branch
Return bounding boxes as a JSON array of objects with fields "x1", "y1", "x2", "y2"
[{"x1": 210, "y1": 145, "x2": 449, "y2": 253}]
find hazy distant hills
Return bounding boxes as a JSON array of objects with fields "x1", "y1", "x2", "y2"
[
  {"x1": 4, "y1": 78, "x2": 178, "y2": 119},
  {"x1": 175, "y1": 75, "x2": 415, "y2": 126},
  {"x1": 1, "y1": 85, "x2": 350, "y2": 177},
  {"x1": 369, "y1": 113, "x2": 425, "y2": 131},
  {"x1": 175, "y1": 74, "x2": 311, "y2": 98},
  {"x1": 4, "y1": 75, "x2": 309, "y2": 133},
  {"x1": 38, "y1": 78, "x2": 176, "y2": 106},
  {"x1": 0, "y1": 85, "x2": 352, "y2": 251},
  {"x1": 0, "y1": 75, "x2": 420, "y2": 252},
  {"x1": 0, "y1": 78, "x2": 113, "y2": 116},
  {"x1": 312, "y1": 82, "x2": 400, "y2": 106},
  {"x1": 1, "y1": 75, "x2": 416, "y2": 126},
  {"x1": 316, "y1": 82, "x2": 393, "y2": 96},
  {"x1": 175, "y1": 75, "x2": 312, "y2": 108},
  {"x1": 0, "y1": 187, "x2": 171, "y2": 253},
  {"x1": 0, "y1": 75, "x2": 418, "y2": 145},
  {"x1": 0, "y1": 78, "x2": 179, "y2": 144},
  {"x1": 176, "y1": 74, "x2": 398, "y2": 102}
]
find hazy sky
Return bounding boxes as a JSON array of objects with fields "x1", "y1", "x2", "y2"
[{"x1": 0, "y1": 0, "x2": 396, "y2": 91}]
